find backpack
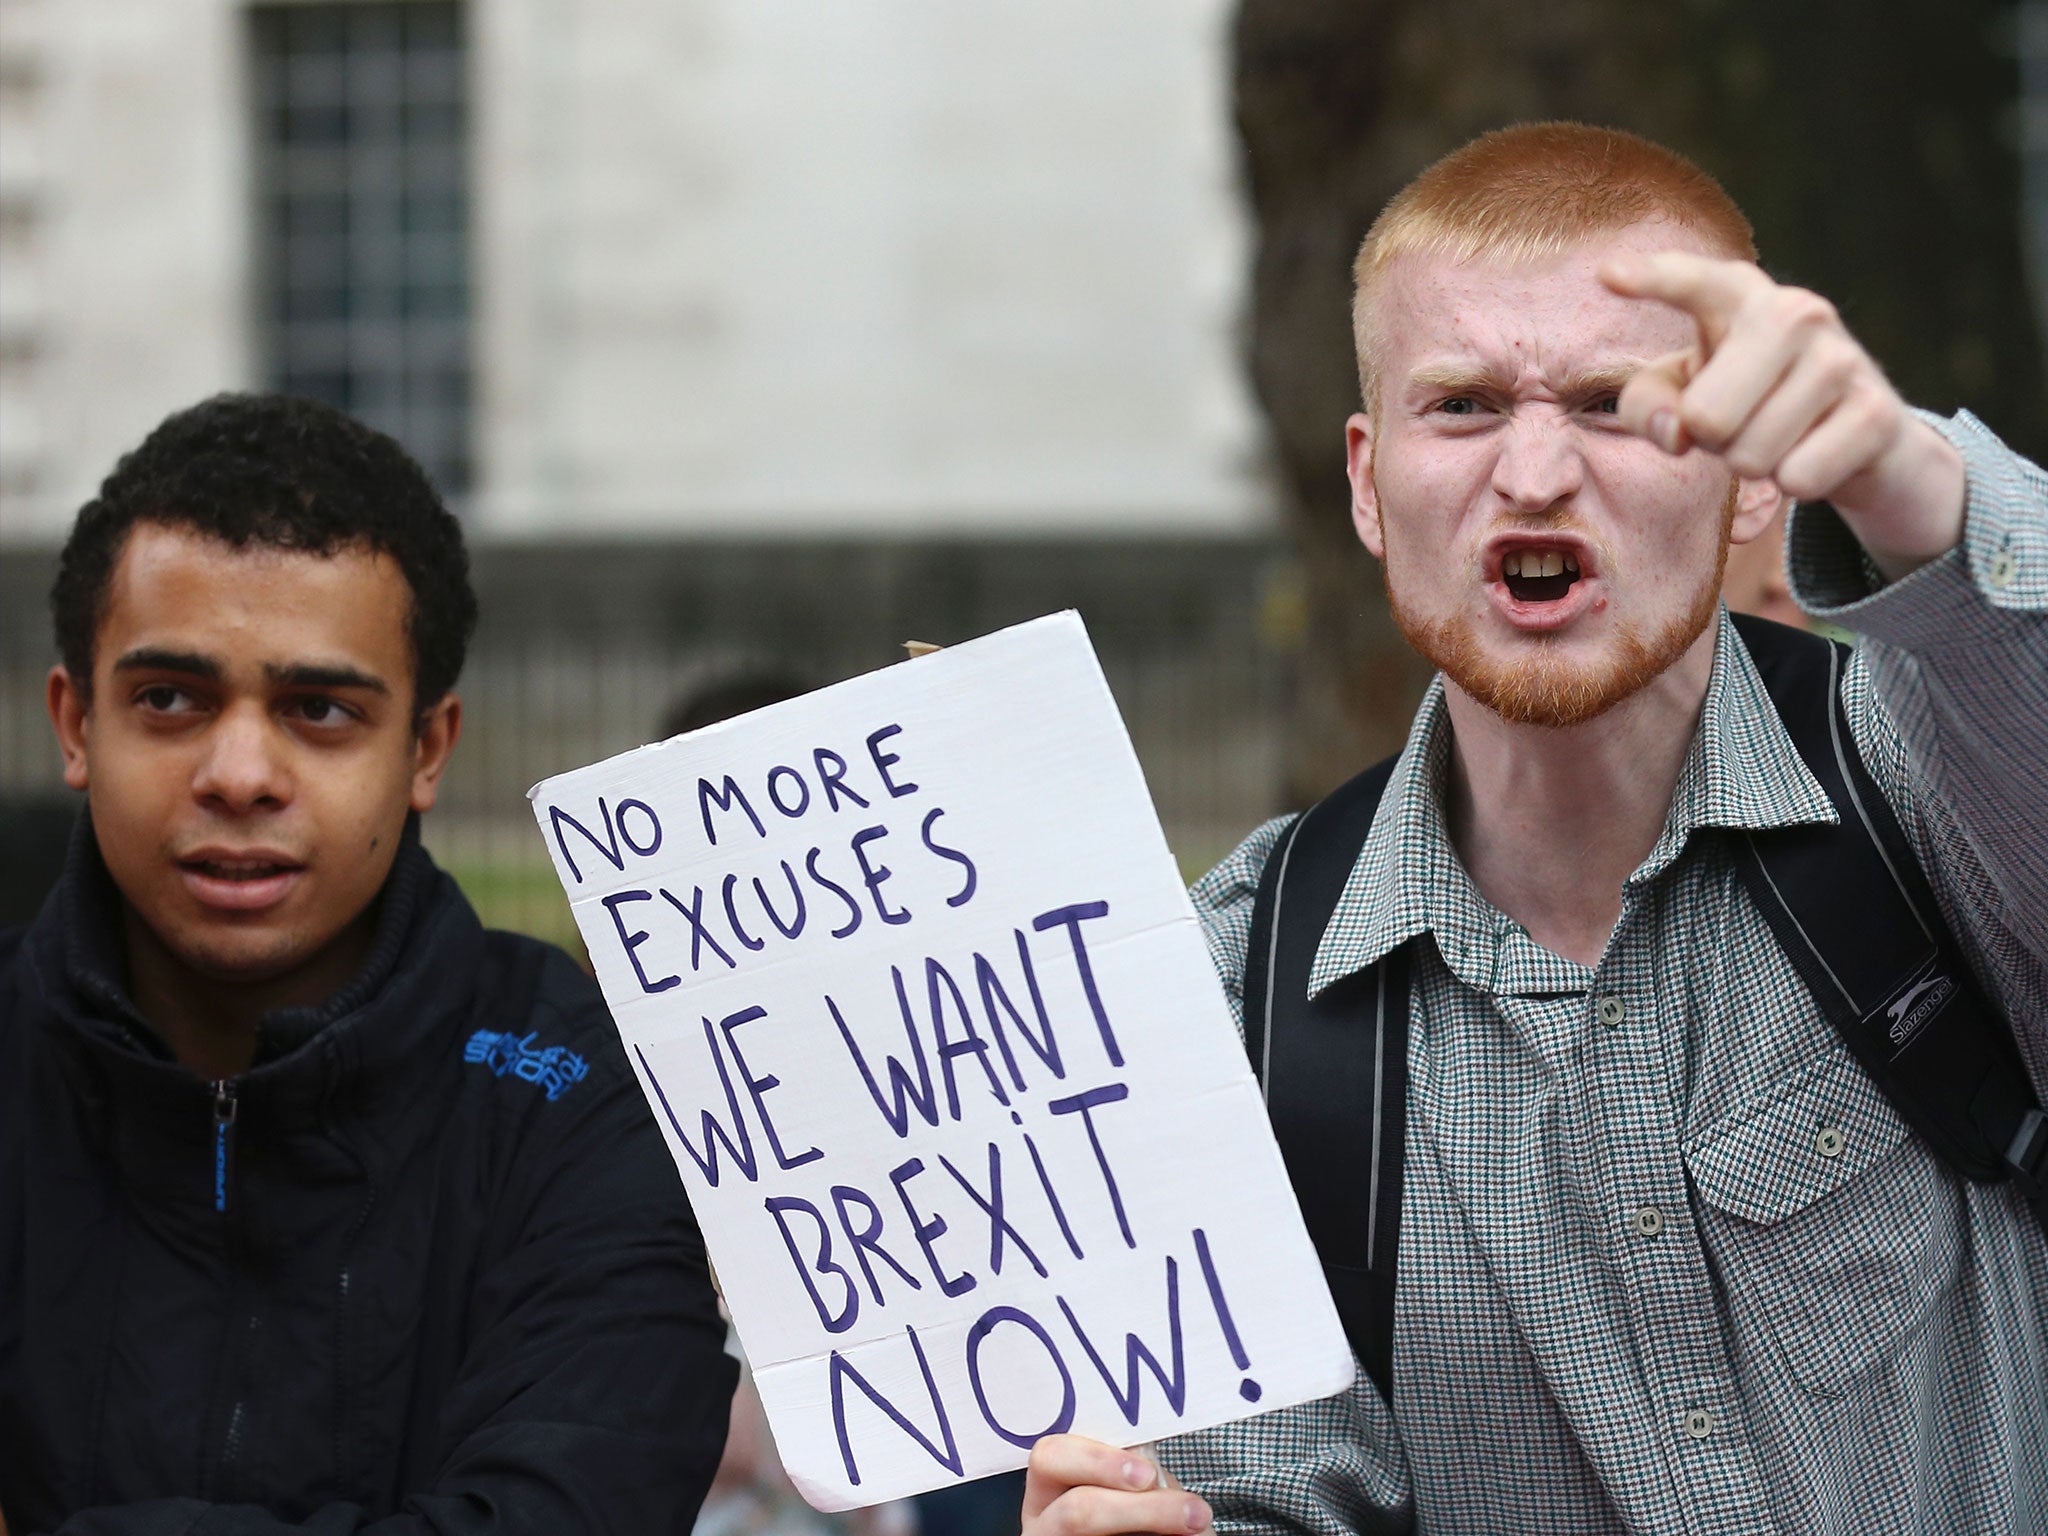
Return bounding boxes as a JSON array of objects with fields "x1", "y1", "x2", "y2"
[{"x1": 1241, "y1": 613, "x2": 2048, "y2": 1402}]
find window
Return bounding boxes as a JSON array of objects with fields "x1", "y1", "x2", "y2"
[{"x1": 250, "y1": 2, "x2": 470, "y2": 494}]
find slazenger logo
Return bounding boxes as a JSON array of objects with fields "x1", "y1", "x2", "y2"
[{"x1": 1879, "y1": 963, "x2": 1956, "y2": 1055}]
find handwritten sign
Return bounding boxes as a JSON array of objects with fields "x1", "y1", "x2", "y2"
[{"x1": 528, "y1": 613, "x2": 1352, "y2": 1510}]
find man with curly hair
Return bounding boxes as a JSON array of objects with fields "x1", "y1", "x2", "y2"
[{"x1": 0, "y1": 394, "x2": 736, "y2": 1534}]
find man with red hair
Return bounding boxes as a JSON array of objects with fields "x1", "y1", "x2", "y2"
[{"x1": 1024, "y1": 124, "x2": 2046, "y2": 1531}]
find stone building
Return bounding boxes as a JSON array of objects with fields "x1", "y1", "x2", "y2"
[
  {"x1": 0, "y1": 0, "x2": 1289, "y2": 938},
  {"x1": 0, "y1": 0, "x2": 1261, "y2": 538}
]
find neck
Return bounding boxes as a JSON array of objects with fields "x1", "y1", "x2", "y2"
[
  {"x1": 119, "y1": 903, "x2": 377, "y2": 1079},
  {"x1": 1442, "y1": 621, "x2": 1719, "y2": 967}
]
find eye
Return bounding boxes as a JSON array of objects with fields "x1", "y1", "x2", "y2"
[
  {"x1": 1438, "y1": 396, "x2": 1478, "y2": 416},
  {"x1": 287, "y1": 695, "x2": 357, "y2": 728},
  {"x1": 135, "y1": 684, "x2": 198, "y2": 715},
  {"x1": 1589, "y1": 393, "x2": 1621, "y2": 415}
]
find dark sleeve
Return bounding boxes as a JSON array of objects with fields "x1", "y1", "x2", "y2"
[{"x1": 47, "y1": 960, "x2": 738, "y2": 1536}]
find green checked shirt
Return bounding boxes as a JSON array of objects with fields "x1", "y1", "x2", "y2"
[{"x1": 1159, "y1": 412, "x2": 2048, "y2": 1535}]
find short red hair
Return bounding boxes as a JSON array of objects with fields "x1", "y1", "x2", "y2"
[{"x1": 1353, "y1": 122, "x2": 1756, "y2": 405}]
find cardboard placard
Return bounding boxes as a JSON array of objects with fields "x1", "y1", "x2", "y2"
[{"x1": 528, "y1": 612, "x2": 1351, "y2": 1509}]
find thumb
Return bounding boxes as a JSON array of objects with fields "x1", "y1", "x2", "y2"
[{"x1": 1617, "y1": 349, "x2": 1698, "y2": 456}]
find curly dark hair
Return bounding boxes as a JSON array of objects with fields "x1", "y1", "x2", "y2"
[{"x1": 51, "y1": 393, "x2": 478, "y2": 716}]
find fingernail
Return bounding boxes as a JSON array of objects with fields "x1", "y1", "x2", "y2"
[
  {"x1": 1650, "y1": 410, "x2": 1680, "y2": 453},
  {"x1": 1184, "y1": 1499, "x2": 1210, "y2": 1532},
  {"x1": 1122, "y1": 1460, "x2": 1148, "y2": 1489}
]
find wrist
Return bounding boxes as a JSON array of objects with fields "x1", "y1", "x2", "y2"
[{"x1": 1831, "y1": 417, "x2": 1967, "y2": 583}]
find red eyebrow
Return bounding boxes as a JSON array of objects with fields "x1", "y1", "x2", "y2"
[
  {"x1": 1403, "y1": 365, "x2": 1510, "y2": 398},
  {"x1": 1403, "y1": 364, "x2": 1643, "y2": 398}
]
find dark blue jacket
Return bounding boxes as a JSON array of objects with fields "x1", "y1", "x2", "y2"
[{"x1": 0, "y1": 823, "x2": 735, "y2": 1534}]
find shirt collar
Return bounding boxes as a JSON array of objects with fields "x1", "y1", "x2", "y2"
[
  {"x1": 1307, "y1": 612, "x2": 1839, "y2": 998},
  {"x1": 1635, "y1": 611, "x2": 1840, "y2": 882}
]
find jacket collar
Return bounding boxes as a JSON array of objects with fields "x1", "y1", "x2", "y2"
[
  {"x1": 1307, "y1": 610, "x2": 1839, "y2": 999},
  {"x1": 27, "y1": 810, "x2": 482, "y2": 1120}
]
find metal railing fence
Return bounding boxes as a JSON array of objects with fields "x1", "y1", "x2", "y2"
[{"x1": 1, "y1": 537, "x2": 1296, "y2": 948}]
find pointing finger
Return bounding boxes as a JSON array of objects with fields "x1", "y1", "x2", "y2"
[
  {"x1": 1598, "y1": 251, "x2": 1769, "y2": 342},
  {"x1": 1615, "y1": 349, "x2": 1696, "y2": 455}
]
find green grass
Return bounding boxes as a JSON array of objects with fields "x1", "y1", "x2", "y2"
[{"x1": 441, "y1": 857, "x2": 586, "y2": 957}]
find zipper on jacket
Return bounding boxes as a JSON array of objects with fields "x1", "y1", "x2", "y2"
[
  {"x1": 211, "y1": 1078, "x2": 239, "y2": 1213},
  {"x1": 206, "y1": 1081, "x2": 253, "y2": 1501}
]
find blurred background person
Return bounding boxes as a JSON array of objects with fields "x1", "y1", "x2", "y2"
[
  {"x1": 660, "y1": 667, "x2": 815, "y2": 742},
  {"x1": 1719, "y1": 503, "x2": 1805, "y2": 628},
  {"x1": 698, "y1": 1338, "x2": 915, "y2": 1536}
]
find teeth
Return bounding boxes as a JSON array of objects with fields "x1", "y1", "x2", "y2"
[{"x1": 1503, "y1": 549, "x2": 1579, "y2": 580}]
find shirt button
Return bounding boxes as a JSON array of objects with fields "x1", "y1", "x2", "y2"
[
  {"x1": 1814, "y1": 1125, "x2": 1846, "y2": 1159},
  {"x1": 1596, "y1": 996, "x2": 1627, "y2": 1028},
  {"x1": 1987, "y1": 548, "x2": 2016, "y2": 589},
  {"x1": 1633, "y1": 1205, "x2": 1665, "y2": 1238},
  {"x1": 1683, "y1": 1407, "x2": 1717, "y2": 1441}
]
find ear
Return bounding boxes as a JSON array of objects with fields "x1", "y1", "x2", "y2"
[
  {"x1": 408, "y1": 692, "x2": 463, "y2": 814},
  {"x1": 1728, "y1": 473, "x2": 1790, "y2": 547},
  {"x1": 47, "y1": 665, "x2": 91, "y2": 792},
  {"x1": 1346, "y1": 413, "x2": 1384, "y2": 559}
]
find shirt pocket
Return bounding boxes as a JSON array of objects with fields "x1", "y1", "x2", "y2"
[{"x1": 1682, "y1": 1044, "x2": 1963, "y2": 1398}]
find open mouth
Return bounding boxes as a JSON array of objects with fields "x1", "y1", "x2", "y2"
[
  {"x1": 1501, "y1": 547, "x2": 1583, "y2": 604},
  {"x1": 176, "y1": 852, "x2": 307, "y2": 912},
  {"x1": 179, "y1": 855, "x2": 302, "y2": 883}
]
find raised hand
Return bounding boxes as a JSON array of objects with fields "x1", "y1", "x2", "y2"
[
  {"x1": 1600, "y1": 250, "x2": 1965, "y2": 580},
  {"x1": 1022, "y1": 1435, "x2": 1215, "y2": 1536}
]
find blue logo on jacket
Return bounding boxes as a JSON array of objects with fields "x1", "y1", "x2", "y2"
[{"x1": 464, "y1": 1030, "x2": 590, "y2": 1101}]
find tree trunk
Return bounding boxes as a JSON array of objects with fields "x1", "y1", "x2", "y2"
[{"x1": 1234, "y1": 0, "x2": 2047, "y2": 807}]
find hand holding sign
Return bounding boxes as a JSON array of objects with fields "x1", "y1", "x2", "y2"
[
  {"x1": 529, "y1": 614, "x2": 1351, "y2": 1510},
  {"x1": 1022, "y1": 1436, "x2": 1214, "y2": 1536},
  {"x1": 1600, "y1": 250, "x2": 1965, "y2": 579}
]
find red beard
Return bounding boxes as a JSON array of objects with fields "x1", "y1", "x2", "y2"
[{"x1": 1379, "y1": 493, "x2": 1732, "y2": 729}]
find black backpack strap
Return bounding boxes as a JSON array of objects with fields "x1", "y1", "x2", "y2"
[
  {"x1": 1242, "y1": 614, "x2": 2048, "y2": 1397},
  {"x1": 1243, "y1": 756, "x2": 1408, "y2": 1402},
  {"x1": 1730, "y1": 613, "x2": 2046, "y2": 1227}
]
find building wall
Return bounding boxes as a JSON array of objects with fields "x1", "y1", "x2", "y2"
[
  {"x1": 0, "y1": 0, "x2": 1261, "y2": 541},
  {"x1": 0, "y1": 0, "x2": 249, "y2": 535}
]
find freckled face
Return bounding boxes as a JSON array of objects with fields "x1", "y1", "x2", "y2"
[
  {"x1": 49, "y1": 524, "x2": 456, "y2": 987},
  {"x1": 1351, "y1": 223, "x2": 1753, "y2": 726}
]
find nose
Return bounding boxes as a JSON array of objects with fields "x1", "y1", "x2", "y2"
[
  {"x1": 192, "y1": 704, "x2": 292, "y2": 813},
  {"x1": 1489, "y1": 412, "x2": 1585, "y2": 516}
]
